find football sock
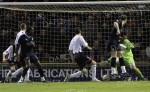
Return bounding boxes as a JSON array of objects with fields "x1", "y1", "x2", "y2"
[
  {"x1": 22, "y1": 67, "x2": 29, "y2": 77},
  {"x1": 25, "y1": 68, "x2": 31, "y2": 81},
  {"x1": 121, "y1": 66, "x2": 127, "y2": 73},
  {"x1": 38, "y1": 67, "x2": 44, "y2": 77},
  {"x1": 70, "y1": 71, "x2": 82, "y2": 78},
  {"x1": 91, "y1": 65, "x2": 96, "y2": 80},
  {"x1": 111, "y1": 67, "x2": 117, "y2": 75},
  {"x1": 111, "y1": 57, "x2": 117, "y2": 74},
  {"x1": 119, "y1": 58, "x2": 127, "y2": 73},
  {"x1": 34, "y1": 61, "x2": 44, "y2": 77},
  {"x1": 119, "y1": 58, "x2": 125, "y2": 66}
]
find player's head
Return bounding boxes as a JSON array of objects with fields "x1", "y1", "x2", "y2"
[
  {"x1": 75, "y1": 27, "x2": 81, "y2": 35},
  {"x1": 120, "y1": 15, "x2": 127, "y2": 21},
  {"x1": 20, "y1": 23, "x2": 27, "y2": 31},
  {"x1": 120, "y1": 15, "x2": 127, "y2": 26},
  {"x1": 26, "y1": 27, "x2": 34, "y2": 36}
]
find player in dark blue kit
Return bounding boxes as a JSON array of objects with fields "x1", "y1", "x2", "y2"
[
  {"x1": 18, "y1": 27, "x2": 46, "y2": 82},
  {"x1": 107, "y1": 15, "x2": 129, "y2": 79}
]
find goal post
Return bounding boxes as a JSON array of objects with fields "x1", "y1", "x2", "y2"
[
  {"x1": 0, "y1": 1, "x2": 150, "y2": 81},
  {"x1": 0, "y1": 1, "x2": 150, "y2": 12}
]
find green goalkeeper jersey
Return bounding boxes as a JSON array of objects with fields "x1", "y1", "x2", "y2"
[{"x1": 122, "y1": 38, "x2": 134, "y2": 59}]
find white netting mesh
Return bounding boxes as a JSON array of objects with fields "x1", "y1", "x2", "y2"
[
  {"x1": 0, "y1": 1, "x2": 150, "y2": 63},
  {"x1": 0, "y1": 1, "x2": 150, "y2": 81}
]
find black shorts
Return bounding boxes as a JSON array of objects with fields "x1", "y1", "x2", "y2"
[
  {"x1": 74, "y1": 52, "x2": 92, "y2": 70},
  {"x1": 107, "y1": 41, "x2": 121, "y2": 52}
]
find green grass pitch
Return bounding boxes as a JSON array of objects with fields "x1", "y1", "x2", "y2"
[{"x1": 0, "y1": 81, "x2": 149, "y2": 92}]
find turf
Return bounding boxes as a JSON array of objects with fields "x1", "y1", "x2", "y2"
[{"x1": 0, "y1": 81, "x2": 149, "y2": 92}]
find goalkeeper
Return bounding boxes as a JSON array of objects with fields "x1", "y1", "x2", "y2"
[{"x1": 101, "y1": 38, "x2": 145, "y2": 80}]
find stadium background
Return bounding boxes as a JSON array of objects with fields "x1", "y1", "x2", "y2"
[{"x1": 0, "y1": 1, "x2": 150, "y2": 81}]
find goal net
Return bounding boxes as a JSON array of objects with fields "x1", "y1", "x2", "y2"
[{"x1": 0, "y1": 1, "x2": 150, "y2": 82}]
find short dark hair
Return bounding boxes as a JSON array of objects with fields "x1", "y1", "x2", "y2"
[
  {"x1": 120, "y1": 15, "x2": 127, "y2": 21},
  {"x1": 26, "y1": 27, "x2": 34, "y2": 35},
  {"x1": 75, "y1": 27, "x2": 81, "y2": 34},
  {"x1": 20, "y1": 23, "x2": 26, "y2": 30}
]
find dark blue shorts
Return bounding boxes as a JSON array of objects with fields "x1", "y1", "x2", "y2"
[
  {"x1": 20, "y1": 52, "x2": 38, "y2": 67},
  {"x1": 107, "y1": 40, "x2": 121, "y2": 52}
]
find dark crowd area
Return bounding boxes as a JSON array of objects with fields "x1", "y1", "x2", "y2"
[{"x1": 0, "y1": 9, "x2": 150, "y2": 63}]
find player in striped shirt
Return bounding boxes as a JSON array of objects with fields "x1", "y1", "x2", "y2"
[{"x1": 64, "y1": 27, "x2": 100, "y2": 82}]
